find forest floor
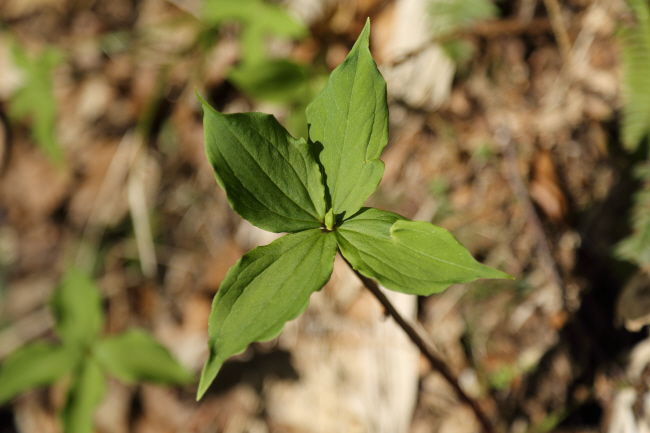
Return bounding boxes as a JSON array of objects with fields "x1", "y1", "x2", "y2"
[{"x1": 0, "y1": 0, "x2": 648, "y2": 432}]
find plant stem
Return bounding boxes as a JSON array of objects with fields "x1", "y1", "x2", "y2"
[{"x1": 343, "y1": 258, "x2": 495, "y2": 433}]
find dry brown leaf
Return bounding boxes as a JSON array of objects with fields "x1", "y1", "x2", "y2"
[
  {"x1": 529, "y1": 148, "x2": 567, "y2": 222},
  {"x1": 1, "y1": 143, "x2": 71, "y2": 225}
]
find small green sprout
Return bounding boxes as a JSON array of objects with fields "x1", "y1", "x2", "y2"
[{"x1": 0, "y1": 267, "x2": 193, "y2": 433}]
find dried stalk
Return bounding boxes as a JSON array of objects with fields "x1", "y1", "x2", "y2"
[{"x1": 343, "y1": 256, "x2": 495, "y2": 433}]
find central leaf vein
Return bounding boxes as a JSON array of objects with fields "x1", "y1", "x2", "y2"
[
  {"x1": 221, "y1": 120, "x2": 319, "y2": 220},
  {"x1": 218, "y1": 232, "x2": 325, "y2": 348}
]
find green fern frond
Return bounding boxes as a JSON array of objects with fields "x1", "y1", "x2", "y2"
[
  {"x1": 620, "y1": 0, "x2": 650, "y2": 151},
  {"x1": 615, "y1": 164, "x2": 650, "y2": 266},
  {"x1": 9, "y1": 42, "x2": 65, "y2": 164}
]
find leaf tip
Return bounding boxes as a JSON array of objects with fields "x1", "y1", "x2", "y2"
[
  {"x1": 196, "y1": 373, "x2": 210, "y2": 401},
  {"x1": 196, "y1": 357, "x2": 223, "y2": 401},
  {"x1": 359, "y1": 17, "x2": 371, "y2": 42},
  {"x1": 195, "y1": 87, "x2": 208, "y2": 107},
  {"x1": 482, "y1": 266, "x2": 514, "y2": 281}
]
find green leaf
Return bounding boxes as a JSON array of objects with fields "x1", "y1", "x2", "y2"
[
  {"x1": 9, "y1": 43, "x2": 65, "y2": 164},
  {"x1": 202, "y1": 0, "x2": 306, "y2": 64},
  {"x1": 615, "y1": 164, "x2": 650, "y2": 265},
  {"x1": 336, "y1": 208, "x2": 512, "y2": 296},
  {"x1": 51, "y1": 266, "x2": 104, "y2": 348},
  {"x1": 202, "y1": 0, "x2": 255, "y2": 22},
  {"x1": 229, "y1": 60, "x2": 309, "y2": 104},
  {"x1": 429, "y1": 0, "x2": 498, "y2": 38},
  {"x1": 199, "y1": 94, "x2": 327, "y2": 233},
  {"x1": 93, "y1": 329, "x2": 193, "y2": 385},
  {"x1": 0, "y1": 342, "x2": 80, "y2": 404},
  {"x1": 202, "y1": 0, "x2": 305, "y2": 38},
  {"x1": 620, "y1": 0, "x2": 650, "y2": 151},
  {"x1": 306, "y1": 19, "x2": 389, "y2": 220},
  {"x1": 60, "y1": 358, "x2": 105, "y2": 433},
  {"x1": 198, "y1": 229, "x2": 337, "y2": 399}
]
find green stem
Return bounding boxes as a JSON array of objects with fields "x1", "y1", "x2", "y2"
[{"x1": 342, "y1": 256, "x2": 495, "y2": 433}]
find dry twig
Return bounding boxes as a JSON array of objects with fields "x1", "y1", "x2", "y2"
[{"x1": 343, "y1": 256, "x2": 496, "y2": 433}]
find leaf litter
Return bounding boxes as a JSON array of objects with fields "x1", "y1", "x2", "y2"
[{"x1": 0, "y1": 0, "x2": 645, "y2": 432}]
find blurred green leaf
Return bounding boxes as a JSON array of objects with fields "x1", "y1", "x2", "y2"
[
  {"x1": 430, "y1": 0, "x2": 498, "y2": 37},
  {"x1": 202, "y1": 0, "x2": 306, "y2": 63},
  {"x1": 196, "y1": 18, "x2": 512, "y2": 402},
  {"x1": 202, "y1": 0, "x2": 253, "y2": 22},
  {"x1": 616, "y1": 164, "x2": 650, "y2": 266},
  {"x1": 202, "y1": 0, "x2": 305, "y2": 37},
  {"x1": 0, "y1": 342, "x2": 80, "y2": 404},
  {"x1": 94, "y1": 330, "x2": 193, "y2": 385},
  {"x1": 229, "y1": 59, "x2": 309, "y2": 103},
  {"x1": 620, "y1": 0, "x2": 650, "y2": 151},
  {"x1": 615, "y1": 1, "x2": 650, "y2": 267},
  {"x1": 51, "y1": 267, "x2": 104, "y2": 348},
  {"x1": 61, "y1": 358, "x2": 105, "y2": 433},
  {"x1": 198, "y1": 229, "x2": 337, "y2": 399},
  {"x1": 9, "y1": 42, "x2": 65, "y2": 163},
  {"x1": 441, "y1": 39, "x2": 475, "y2": 64}
]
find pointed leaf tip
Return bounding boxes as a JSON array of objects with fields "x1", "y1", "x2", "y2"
[{"x1": 306, "y1": 17, "x2": 388, "y2": 220}]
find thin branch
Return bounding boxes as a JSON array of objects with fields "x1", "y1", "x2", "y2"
[{"x1": 342, "y1": 256, "x2": 495, "y2": 433}]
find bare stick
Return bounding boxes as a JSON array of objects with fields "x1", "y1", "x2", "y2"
[{"x1": 342, "y1": 257, "x2": 495, "y2": 433}]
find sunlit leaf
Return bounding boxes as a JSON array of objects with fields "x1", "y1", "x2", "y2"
[
  {"x1": 198, "y1": 229, "x2": 337, "y2": 399},
  {"x1": 336, "y1": 208, "x2": 512, "y2": 295},
  {"x1": 199, "y1": 94, "x2": 327, "y2": 232},
  {"x1": 0, "y1": 342, "x2": 80, "y2": 404},
  {"x1": 306, "y1": 19, "x2": 389, "y2": 220}
]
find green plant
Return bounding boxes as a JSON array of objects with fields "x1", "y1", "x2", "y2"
[
  {"x1": 201, "y1": 0, "x2": 310, "y2": 103},
  {"x1": 619, "y1": 0, "x2": 650, "y2": 151},
  {"x1": 196, "y1": 19, "x2": 511, "y2": 399},
  {"x1": 429, "y1": 0, "x2": 498, "y2": 66},
  {"x1": 200, "y1": 0, "x2": 324, "y2": 138},
  {"x1": 615, "y1": 0, "x2": 650, "y2": 267},
  {"x1": 0, "y1": 267, "x2": 192, "y2": 433},
  {"x1": 202, "y1": 0, "x2": 307, "y2": 65},
  {"x1": 616, "y1": 163, "x2": 650, "y2": 266},
  {"x1": 8, "y1": 42, "x2": 65, "y2": 164},
  {"x1": 429, "y1": 0, "x2": 497, "y2": 37}
]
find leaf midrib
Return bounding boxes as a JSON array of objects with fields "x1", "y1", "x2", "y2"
[
  {"x1": 215, "y1": 146, "x2": 321, "y2": 225},
  {"x1": 217, "y1": 231, "x2": 326, "y2": 350},
  {"x1": 220, "y1": 117, "x2": 320, "y2": 221}
]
